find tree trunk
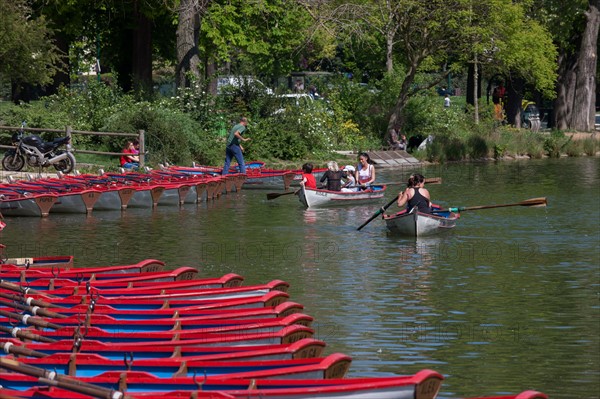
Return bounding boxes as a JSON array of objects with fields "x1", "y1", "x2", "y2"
[
  {"x1": 505, "y1": 76, "x2": 524, "y2": 127},
  {"x1": 46, "y1": 33, "x2": 70, "y2": 95},
  {"x1": 206, "y1": 58, "x2": 218, "y2": 96},
  {"x1": 176, "y1": 0, "x2": 202, "y2": 88},
  {"x1": 386, "y1": 31, "x2": 394, "y2": 73},
  {"x1": 387, "y1": 62, "x2": 419, "y2": 134},
  {"x1": 554, "y1": 52, "x2": 577, "y2": 130},
  {"x1": 132, "y1": 2, "x2": 153, "y2": 97},
  {"x1": 570, "y1": 0, "x2": 600, "y2": 132},
  {"x1": 473, "y1": 54, "x2": 479, "y2": 125},
  {"x1": 466, "y1": 63, "x2": 481, "y2": 106}
]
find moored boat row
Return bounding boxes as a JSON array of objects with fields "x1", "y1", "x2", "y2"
[{"x1": 0, "y1": 252, "x2": 547, "y2": 398}]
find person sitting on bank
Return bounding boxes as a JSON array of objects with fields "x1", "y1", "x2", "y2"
[
  {"x1": 341, "y1": 165, "x2": 358, "y2": 192},
  {"x1": 355, "y1": 152, "x2": 376, "y2": 189},
  {"x1": 320, "y1": 161, "x2": 343, "y2": 191},
  {"x1": 397, "y1": 174, "x2": 431, "y2": 214},
  {"x1": 389, "y1": 128, "x2": 407, "y2": 150},
  {"x1": 300, "y1": 163, "x2": 317, "y2": 189},
  {"x1": 120, "y1": 140, "x2": 140, "y2": 169}
]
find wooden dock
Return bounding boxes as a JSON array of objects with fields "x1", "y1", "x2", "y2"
[{"x1": 367, "y1": 150, "x2": 422, "y2": 168}]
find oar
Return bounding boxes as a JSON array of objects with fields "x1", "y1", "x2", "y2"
[
  {"x1": 266, "y1": 188, "x2": 301, "y2": 200},
  {"x1": 0, "y1": 309, "x2": 63, "y2": 330},
  {"x1": 378, "y1": 177, "x2": 442, "y2": 186},
  {"x1": 357, "y1": 177, "x2": 443, "y2": 231},
  {"x1": 433, "y1": 197, "x2": 547, "y2": 213},
  {"x1": 0, "y1": 298, "x2": 68, "y2": 319},
  {"x1": 1, "y1": 340, "x2": 48, "y2": 358},
  {"x1": 0, "y1": 357, "x2": 133, "y2": 399},
  {"x1": 0, "y1": 324, "x2": 57, "y2": 343},
  {"x1": 0, "y1": 280, "x2": 60, "y2": 298},
  {"x1": 0, "y1": 291, "x2": 68, "y2": 309}
]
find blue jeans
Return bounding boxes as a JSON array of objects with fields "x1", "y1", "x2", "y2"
[
  {"x1": 222, "y1": 145, "x2": 246, "y2": 175},
  {"x1": 122, "y1": 162, "x2": 139, "y2": 170}
]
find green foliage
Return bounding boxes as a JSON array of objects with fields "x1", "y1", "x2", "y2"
[
  {"x1": 0, "y1": 0, "x2": 64, "y2": 87},
  {"x1": 543, "y1": 131, "x2": 570, "y2": 157},
  {"x1": 46, "y1": 80, "x2": 125, "y2": 131},
  {"x1": 102, "y1": 102, "x2": 222, "y2": 167},
  {"x1": 582, "y1": 138, "x2": 599, "y2": 156}
]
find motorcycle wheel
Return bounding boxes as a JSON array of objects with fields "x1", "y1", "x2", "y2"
[
  {"x1": 2, "y1": 151, "x2": 25, "y2": 171},
  {"x1": 53, "y1": 152, "x2": 76, "y2": 174}
]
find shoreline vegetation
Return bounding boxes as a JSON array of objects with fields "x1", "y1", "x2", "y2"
[{"x1": 0, "y1": 83, "x2": 598, "y2": 174}]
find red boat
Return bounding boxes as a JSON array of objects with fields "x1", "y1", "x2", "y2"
[
  {"x1": 2, "y1": 337, "x2": 326, "y2": 361},
  {"x1": 0, "y1": 299, "x2": 303, "y2": 321},
  {"x1": 2, "y1": 290, "x2": 290, "y2": 312},
  {"x1": 0, "y1": 258, "x2": 162, "y2": 274}
]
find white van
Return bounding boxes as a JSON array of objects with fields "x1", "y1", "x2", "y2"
[{"x1": 217, "y1": 76, "x2": 274, "y2": 95}]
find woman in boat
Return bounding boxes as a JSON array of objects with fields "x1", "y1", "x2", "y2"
[
  {"x1": 300, "y1": 163, "x2": 317, "y2": 189},
  {"x1": 397, "y1": 174, "x2": 432, "y2": 214},
  {"x1": 355, "y1": 152, "x2": 376, "y2": 189},
  {"x1": 120, "y1": 140, "x2": 140, "y2": 170},
  {"x1": 341, "y1": 165, "x2": 358, "y2": 192},
  {"x1": 320, "y1": 161, "x2": 343, "y2": 191}
]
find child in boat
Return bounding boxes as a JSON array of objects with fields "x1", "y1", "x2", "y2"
[
  {"x1": 300, "y1": 163, "x2": 317, "y2": 189},
  {"x1": 120, "y1": 140, "x2": 140, "y2": 169},
  {"x1": 341, "y1": 165, "x2": 358, "y2": 192},
  {"x1": 397, "y1": 174, "x2": 432, "y2": 214},
  {"x1": 320, "y1": 161, "x2": 343, "y2": 191}
]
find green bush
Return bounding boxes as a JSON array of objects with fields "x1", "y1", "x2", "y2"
[
  {"x1": 543, "y1": 131, "x2": 570, "y2": 157},
  {"x1": 582, "y1": 138, "x2": 599, "y2": 156},
  {"x1": 103, "y1": 102, "x2": 222, "y2": 166}
]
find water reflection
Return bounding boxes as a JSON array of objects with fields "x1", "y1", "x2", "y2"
[{"x1": 0, "y1": 158, "x2": 598, "y2": 399}]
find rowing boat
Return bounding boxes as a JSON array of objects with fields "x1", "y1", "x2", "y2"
[
  {"x1": 0, "y1": 361, "x2": 442, "y2": 399},
  {"x1": 0, "y1": 258, "x2": 162, "y2": 275},
  {"x1": 298, "y1": 185, "x2": 386, "y2": 208},
  {"x1": 0, "y1": 298, "x2": 302, "y2": 321},
  {"x1": 383, "y1": 208, "x2": 459, "y2": 237},
  {"x1": 2, "y1": 337, "x2": 326, "y2": 361}
]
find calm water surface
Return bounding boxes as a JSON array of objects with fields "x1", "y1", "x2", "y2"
[{"x1": 2, "y1": 157, "x2": 599, "y2": 398}]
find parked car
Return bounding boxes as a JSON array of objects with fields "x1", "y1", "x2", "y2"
[{"x1": 217, "y1": 76, "x2": 274, "y2": 95}]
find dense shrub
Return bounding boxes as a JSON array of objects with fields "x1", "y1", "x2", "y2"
[{"x1": 103, "y1": 102, "x2": 222, "y2": 166}]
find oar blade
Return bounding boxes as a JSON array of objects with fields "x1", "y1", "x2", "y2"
[{"x1": 521, "y1": 197, "x2": 547, "y2": 207}]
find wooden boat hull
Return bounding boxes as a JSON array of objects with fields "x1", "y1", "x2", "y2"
[
  {"x1": 383, "y1": 209, "x2": 458, "y2": 237},
  {"x1": 298, "y1": 185, "x2": 386, "y2": 208}
]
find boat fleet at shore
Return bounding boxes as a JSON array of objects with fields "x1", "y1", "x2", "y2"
[{"x1": 0, "y1": 253, "x2": 547, "y2": 399}]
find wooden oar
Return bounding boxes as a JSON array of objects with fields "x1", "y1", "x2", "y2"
[
  {"x1": 0, "y1": 279, "x2": 60, "y2": 298},
  {"x1": 432, "y1": 197, "x2": 548, "y2": 213},
  {"x1": 377, "y1": 177, "x2": 442, "y2": 186},
  {"x1": 266, "y1": 188, "x2": 301, "y2": 200},
  {"x1": 0, "y1": 309, "x2": 63, "y2": 330},
  {"x1": 0, "y1": 291, "x2": 68, "y2": 309},
  {"x1": 357, "y1": 177, "x2": 443, "y2": 231},
  {"x1": 0, "y1": 325, "x2": 56, "y2": 343},
  {"x1": 0, "y1": 357, "x2": 133, "y2": 399},
  {"x1": 0, "y1": 298, "x2": 68, "y2": 319},
  {"x1": 2, "y1": 340, "x2": 48, "y2": 358}
]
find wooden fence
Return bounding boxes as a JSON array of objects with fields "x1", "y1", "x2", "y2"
[{"x1": 0, "y1": 126, "x2": 145, "y2": 168}]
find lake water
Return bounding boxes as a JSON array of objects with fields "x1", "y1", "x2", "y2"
[{"x1": 1, "y1": 157, "x2": 599, "y2": 399}]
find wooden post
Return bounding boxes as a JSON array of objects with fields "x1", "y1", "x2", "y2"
[
  {"x1": 66, "y1": 126, "x2": 72, "y2": 147},
  {"x1": 138, "y1": 130, "x2": 145, "y2": 168}
]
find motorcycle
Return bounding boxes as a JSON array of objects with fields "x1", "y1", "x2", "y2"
[{"x1": 2, "y1": 122, "x2": 76, "y2": 173}]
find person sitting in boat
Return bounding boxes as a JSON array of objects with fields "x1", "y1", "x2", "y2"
[
  {"x1": 355, "y1": 152, "x2": 376, "y2": 190},
  {"x1": 341, "y1": 165, "x2": 358, "y2": 192},
  {"x1": 320, "y1": 161, "x2": 343, "y2": 191},
  {"x1": 397, "y1": 174, "x2": 432, "y2": 214},
  {"x1": 300, "y1": 163, "x2": 317, "y2": 189},
  {"x1": 120, "y1": 140, "x2": 140, "y2": 170}
]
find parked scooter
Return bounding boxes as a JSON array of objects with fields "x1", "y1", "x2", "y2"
[{"x1": 2, "y1": 122, "x2": 76, "y2": 173}]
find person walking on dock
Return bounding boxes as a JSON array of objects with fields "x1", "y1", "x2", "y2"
[{"x1": 222, "y1": 117, "x2": 250, "y2": 175}]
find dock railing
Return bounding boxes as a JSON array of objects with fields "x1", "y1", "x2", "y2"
[{"x1": 0, "y1": 126, "x2": 145, "y2": 168}]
